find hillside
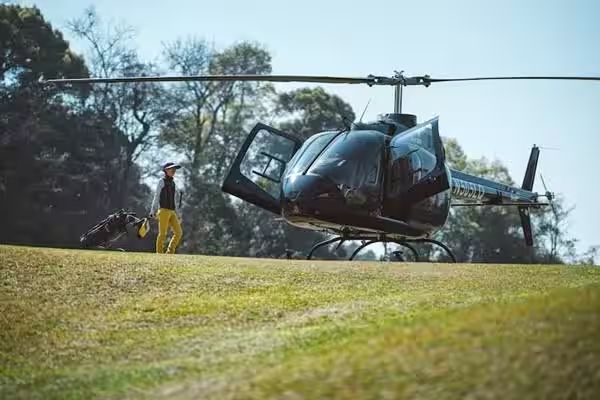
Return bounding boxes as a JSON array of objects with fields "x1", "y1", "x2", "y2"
[{"x1": 1, "y1": 245, "x2": 599, "y2": 399}]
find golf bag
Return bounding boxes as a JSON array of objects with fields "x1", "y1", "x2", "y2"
[{"x1": 80, "y1": 209, "x2": 150, "y2": 249}]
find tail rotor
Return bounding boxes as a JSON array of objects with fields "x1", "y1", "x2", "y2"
[{"x1": 540, "y1": 174, "x2": 558, "y2": 220}]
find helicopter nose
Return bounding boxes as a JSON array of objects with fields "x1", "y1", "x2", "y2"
[{"x1": 281, "y1": 174, "x2": 342, "y2": 217}]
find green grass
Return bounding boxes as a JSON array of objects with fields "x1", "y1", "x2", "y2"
[{"x1": 1, "y1": 245, "x2": 599, "y2": 399}]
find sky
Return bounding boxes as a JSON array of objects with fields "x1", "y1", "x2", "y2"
[{"x1": 12, "y1": 0, "x2": 600, "y2": 254}]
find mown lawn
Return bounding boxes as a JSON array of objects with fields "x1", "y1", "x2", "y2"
[{"x1": 1, "y1": 245, "x2": 599, "y2": 399}]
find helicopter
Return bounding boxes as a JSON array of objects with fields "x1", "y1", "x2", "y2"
[{"x1": 48, "y1": 72, "x2": 600, "y2": 261}]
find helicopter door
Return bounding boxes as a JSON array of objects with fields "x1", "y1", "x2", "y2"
[
  {"x1": 386, "y1": 117, "x2": 449, "y2": 205},
  {"x1": 222, "y1": 123, "x2": 303, "y2": 214}
]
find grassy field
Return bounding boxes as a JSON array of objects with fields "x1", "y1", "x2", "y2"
[{"x1": 1, "y1": 245, "x2": 599, "y2": 399}]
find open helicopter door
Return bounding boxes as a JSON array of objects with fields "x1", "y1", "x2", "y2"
[
  {"x1": 387, "y1": 117, "x2": 450, "y2": 205},
  {"x1": 222, "y1": 123, "x2": 303, "y2": 214}
]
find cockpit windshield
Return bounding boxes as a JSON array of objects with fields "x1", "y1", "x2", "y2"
[
  {"x1": 284, "y1": 131, "x2": 338, "y2": 177},
  {"x1": 307, "y1": 131, "x2": 385, "y2": 187}
]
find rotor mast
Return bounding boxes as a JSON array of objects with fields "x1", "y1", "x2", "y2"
[
  {"x1": 393, "y1": 71, "x2": 405, "y2": 114},
  {"x1": 394, "y1": 83, "x2": 402, "y2": 113},
  {"x1": 387, "y1": 71, "x2": 418, "y2": 130}
]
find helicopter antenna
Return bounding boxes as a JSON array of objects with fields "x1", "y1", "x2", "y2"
[{"x1": 359, "y1": 98, "x2": 371, "y2": 123}]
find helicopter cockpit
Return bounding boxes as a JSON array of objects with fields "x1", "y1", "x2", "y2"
[
  {"x1": 280, "y1": 129, "x2": 388, "y2": 222},
  {"x1": 284, "y1": 131, "x2": 338, "y2": 178},
  {"x1": 305, "y1": 131, "x2": 384, "y2": 190}
]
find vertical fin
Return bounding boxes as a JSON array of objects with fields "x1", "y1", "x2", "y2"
[
  {"x1": 518, "y1": 145, "x2": 540, "y2": 246},
  {"x1": 521, "y1": 145, "x2": 540, "y2": 191}
]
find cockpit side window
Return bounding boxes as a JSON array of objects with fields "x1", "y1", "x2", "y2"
[{"x1": 391, "y1": 121, "x2": 436, "y2": 154}]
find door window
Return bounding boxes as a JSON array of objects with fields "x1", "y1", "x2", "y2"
[
  {"x1": 222, "y1": 123, "x2": 302, "y2": 214},
  {"x1": 386, "y1": 117, "x2": 447, "y2": 199},
  {"x1": 239, "y1": 129, "x2": 297, "y2": 198}
]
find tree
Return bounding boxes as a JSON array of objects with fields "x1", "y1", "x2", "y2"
[
  {"x1": 533, "y1": 196, "x2": 577, "y2": 263},
  {"x1": 160, "y1": 39, "x2": 273, "y2": 255},
  {"x1": 161, "y1": 39, "x2": 273, "y2": 178},
  {"x1": 0, "y1": 5, "x2": 149, "y2": 248},
  {"x1": 0, "y1": 70, "x2": 148, "y2": 248},
  {"x1": 0, "y1": 5, "x2": 87, "y2": 88},
  {"x1": 276, "y1": 87, "x2": 355, "y2": 140},
  {"x1": 575, "y1": 245, "x2": 599, "y2": 266},
  {"x1": 68, "y1": 7, "x2": 169, "y2": 206}
]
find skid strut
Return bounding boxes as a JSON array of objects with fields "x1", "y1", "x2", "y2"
[
  {"x1": 348, "y1": 240, "x2": 420, "y2": 261},
  {"x1": 412, "y1": 238, "x2": 456, "y2": 263},
  {"x1": 306, "y1": 237, "x2": 344, "y2": 260},
  {"x1": 306, "y1": 235, "x2": 456, "y2": 262}
]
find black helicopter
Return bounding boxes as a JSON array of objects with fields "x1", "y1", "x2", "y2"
[{"x1": 48, "y1": 72, "x2": 600, "y2": 261}]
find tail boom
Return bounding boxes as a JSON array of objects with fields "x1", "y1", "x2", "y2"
[
  {"x1": 448, "y1": 145, "x2": 543, "y2": 247},
  {"x1": 449, "y1": 170, "x2": 539, "y2": 206}
]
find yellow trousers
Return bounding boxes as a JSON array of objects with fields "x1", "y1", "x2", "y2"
[{"x1": 156, "y1": 208, "x2": 182, "y2": 254}]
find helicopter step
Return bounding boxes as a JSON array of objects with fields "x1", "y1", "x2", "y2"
[{"x1": 305, "y1": 234, "x2": 456, "y2": 262}]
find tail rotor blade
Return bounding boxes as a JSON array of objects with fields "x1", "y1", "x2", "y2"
[
  {"x1": 540, "y1": 174, "x2": 559, "y2": 219},
  {"x1": 540, "y1": 174, "x2": 549, "y2": 192}
]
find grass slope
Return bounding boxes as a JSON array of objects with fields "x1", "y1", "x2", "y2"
[{"x1": 1, "y1": 245, "x2": 599, "y2": 399}]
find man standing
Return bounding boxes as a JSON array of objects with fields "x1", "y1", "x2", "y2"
[{"x1": 150, "y1": 162, "x2": 183, "y2": 254}]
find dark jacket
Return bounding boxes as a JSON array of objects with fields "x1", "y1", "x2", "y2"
[{"x1": 150, "y1": 176, "x2": 179, "y2": 213}]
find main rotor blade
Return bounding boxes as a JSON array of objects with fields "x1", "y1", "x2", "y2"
[
  {"x1": 45, "y1": 74, "x2": 387, "y2": 85},
  {"x1": 45, "y1": 73, "x2": 600, "y2": 87},
  {"x1": 424, "y1": 76, "x2": 600, "y2": 84}
]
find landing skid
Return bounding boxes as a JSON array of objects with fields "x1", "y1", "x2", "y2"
[{"x1": 306, "y1": 235, "x2": 456, "y2": 262}]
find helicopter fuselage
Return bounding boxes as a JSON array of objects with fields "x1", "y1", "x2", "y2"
[{"x1": 222, "y1": 114, "x2": 542, "y2": 244}]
